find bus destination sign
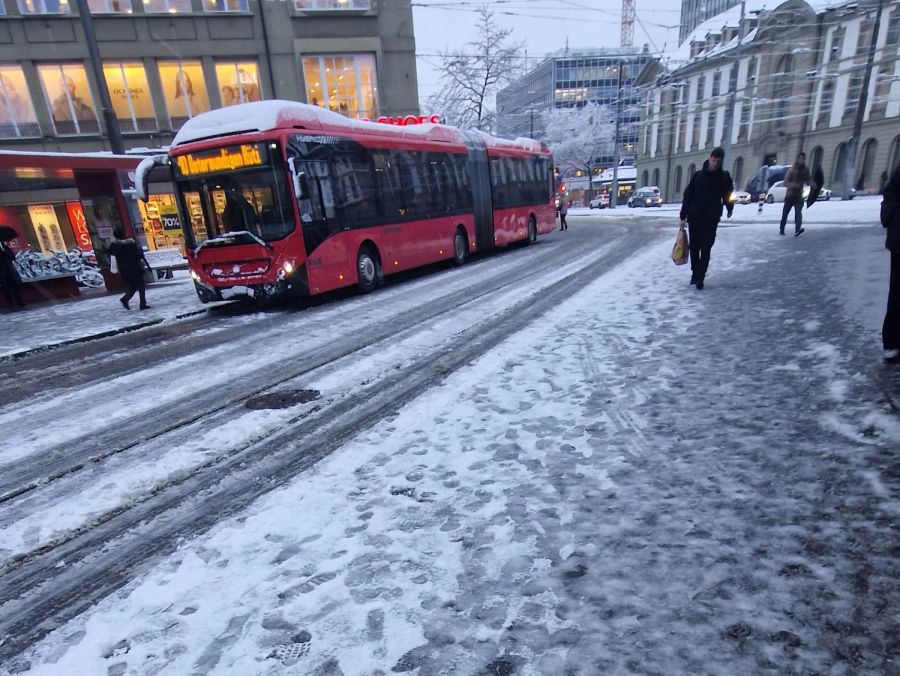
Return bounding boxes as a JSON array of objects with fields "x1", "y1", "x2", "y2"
[{"x1": 174, "y1": 144, "x2": 266, "y2": 178}]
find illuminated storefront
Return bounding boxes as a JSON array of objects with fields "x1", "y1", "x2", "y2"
[{"x1": 302, "y1": 54, "x2": 378, "y2": 119}]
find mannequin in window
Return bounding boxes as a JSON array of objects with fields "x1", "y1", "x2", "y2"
[
  {"x1": 52, "y1": 76, "x2": 95, "y2": 122},
  {"x1": 0, "y1": 75, "x2": 30, "y2": 125}
]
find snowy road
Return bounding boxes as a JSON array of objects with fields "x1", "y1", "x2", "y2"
[{"x1": 2, "y1": 201, "x2": 899, "y2": 675}]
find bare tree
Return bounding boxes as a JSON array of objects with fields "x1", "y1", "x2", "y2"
[
  {"x1": 428, "y1": 5, "x2": 523, "y2": 132},
  {"x1": 542, "y1": 103, "x2": 616, "y2": 179}
]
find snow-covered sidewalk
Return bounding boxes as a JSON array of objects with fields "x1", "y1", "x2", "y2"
[
  {"x1": 0, "y1": 273, "x2": 218, "y2": 359},
  {"x1": 7, "y1": 200, "x2": 897, "y2": 675}
]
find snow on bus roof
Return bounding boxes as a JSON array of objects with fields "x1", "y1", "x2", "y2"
[{"x1": 172, "y1": 100, "x2": 545, "y2": 153}]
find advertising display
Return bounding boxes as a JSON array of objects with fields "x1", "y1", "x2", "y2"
[
  {"x1": 37, "y1": 64, "x2": 99, "y2": 135},
  {"x1": 215, "y1": 62, "x2": 261, "y2": 107},
  {"x1": 66, "y1": 201, "x2": 94, "y2": 252},
  {"x1": 158, "y1": 61, "x2": 210, "y2": 128},
  {"x1": 0, "y1": 65, "x2": 39, "y2": 138},
  {"x1": 27, "y1": 204, "x2": 66, "y2": 254},
  {"x1": 102, "y1": 62, "x2": 156, "y2": 133}
]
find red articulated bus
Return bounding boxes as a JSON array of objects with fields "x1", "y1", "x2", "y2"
[{"x1": 136, "y1": 101, "x2": 556, "y2": 302}]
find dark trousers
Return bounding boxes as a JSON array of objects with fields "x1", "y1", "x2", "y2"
[
  {"x1": 1, "y1": 280, "x2": 24, "y2": 308},
  {"x1": 560, "y1": 213, "x2": 568, "y2": 230},
  {"x1": 122, "y1": 279, "x2": 147, "y2": 307},
  {"x1": 688, "y1": 221, "x2": 717, "y2": 281},
  {"x1": 780, "y1": 194, "x2": 804, "y2": 233},
  {"x1": 885, "y1": 249, "x2": 900, "y2": 350}
]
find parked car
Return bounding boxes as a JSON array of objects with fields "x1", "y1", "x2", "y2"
[
  {"x1": 571, "y1": 200, "x2": 583, "y2": 208},
  {"x1": 627, "y1": 187, "x2": 663, "y2": 208},
  {"x1": 765, "y1": 181, "x2": 811, "y2": 203},
  {"x1": 730, "y1": 190, "x2": 751, "y2": 204},
  {"x1": 746, "y1": 164, "x2": 789, "y2": 201},
  {"x1": 589, "y1": 194, "x2": 610, "y2": 209}
]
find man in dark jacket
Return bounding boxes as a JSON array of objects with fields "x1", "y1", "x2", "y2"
[
  {"x1": 780, "y1": 152, "x2": 812, "y2": 237},
  {"x1": 679, "y1": 147, "x2": 734, "y2": 289},
  {"x1": 882, "y1": 163, "x2": 900, "y2": 363},
  {"x1": 0, "y1": 239, "x2": 24, "y2": 309},
  {"x1": 108, "y1": 228, "x2": 153, "y2": 310}
]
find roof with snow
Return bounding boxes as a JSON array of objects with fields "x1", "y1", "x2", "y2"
[{"x1": 172, "y1": 100, "x2": 545, "y2": 153}]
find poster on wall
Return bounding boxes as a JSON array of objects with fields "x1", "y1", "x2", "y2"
[
  {"x1": 65, "y1": 201, "x2": 93, "y2": 252},
  {"x1": 81, "y1": 197, "x2": 124, "y2": 268},
  {"x1": 27, "y1": 204, "x2": 66, "y2": 254}
]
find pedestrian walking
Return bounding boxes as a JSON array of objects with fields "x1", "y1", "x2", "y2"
[
  {"x1": 881, "y1": 163, "x2": 900, "y2": 363},
  {"x1": 679, "y1": 147, "x2": 733, "y2": 290},
  {"x1": 780, "y1": 152, "x2": 812, "y2": 237},
  {"x1": 559, "y1": 197, "x2": 568, "y2": 231},
  {"x1": 0, "y1": 239, "x2": 24, "y2": 310},
  {"x1": 108, "y1": 228, "x2": 153, "y2": 310}
]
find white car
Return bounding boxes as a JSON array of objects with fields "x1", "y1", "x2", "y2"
[
  {"x1": 589, "y1": 194, "x2": 610, "y2": 209},
  {"x1": 730, "y1": 190, "x2": 751, "y2": 204},
  {"x1": 765, "y1": 181, "x2": 811, "y2": 204}
]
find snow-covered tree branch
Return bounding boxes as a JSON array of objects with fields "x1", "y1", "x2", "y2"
[{"x1": 541, "y1": 103, "x2": 616, "y2": 178}]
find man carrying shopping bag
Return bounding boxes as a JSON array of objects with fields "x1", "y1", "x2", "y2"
[{"x1": 679, "y1": 147, "x2": 734, "y2": 289}]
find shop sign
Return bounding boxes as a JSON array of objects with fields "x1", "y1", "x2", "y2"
[
  {"x1": 363, "y1": 115, "x2": 442, "y2": 126},
  {"x1": 27, "y1": 204, "x2": 66, "y2": 254},
  {"x1": 174, "y1": 144, "x2": 265, "y2": 178},
  {"x1": 66, "y1": 201, "x2": 93, "y2": 252},
  {"x1": 160, "y1": 204, "x2": 181, "y2": 231}
]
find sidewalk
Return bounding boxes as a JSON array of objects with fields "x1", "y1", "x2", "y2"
[{"x1": 0, "y1": 272, "x2": 218, "y2": 359}]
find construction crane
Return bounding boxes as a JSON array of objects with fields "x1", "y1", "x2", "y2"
[{"x1": 621, "y1": 0, "x2": 635, "y2": 48}]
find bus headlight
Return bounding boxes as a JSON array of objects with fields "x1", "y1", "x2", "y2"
[
  {"x1": 190, "y1": 270, "x2": 201, "y2": 282},
  {"x1": 283, "y1": 260, "x2": 295, "y2": 275}
]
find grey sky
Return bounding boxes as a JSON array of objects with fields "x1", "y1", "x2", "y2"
[{"x1": 412, "y1": 0, "x2": 683, "y2": 107}]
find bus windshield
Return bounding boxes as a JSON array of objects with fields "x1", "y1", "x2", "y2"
[{"x1": 175, "y1": 145, "x2": 295, "y2": 249}]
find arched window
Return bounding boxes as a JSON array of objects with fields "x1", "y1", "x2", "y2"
[
  {"x1": 641, "y1": 169, "x2": 649, "y2": 187},
  {"x1": 652, "y1": 168, "x2": 660, "y2": 186},
  {"x1": 858, "y1": 138, "x2": 877, "y2": 191},
  {"x1": 810, "y1": 146, "x2": 824, "y2": 174},
  {"x1": 833, "y1": 142, "x2": 848, "y2": 188},
  {"x1": 733, "y1": 156, "x2": 744, "y2": 188},
  {"x1": 773, "y1": 54, "x2": 794, "y2": 126},
  {"x1": 890, "y1": 135, "x2": 900, "y2": 172},
  {"x1": 687, "y1": 163, "x2": 696, "y2": 180},
  {"x1": 675, "y1": 165, "x2": 684, "y2": 194}
]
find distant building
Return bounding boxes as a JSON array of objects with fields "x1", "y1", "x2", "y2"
[
  {"x1": 496, "y1": 46, "x2": 651, "y2": 169},
  {"x1": 680, "y1": 0, "x2": 742, "y2": 45},
  {"x1": 637, "y1": 0, "x2": 900, "y2": 201}
]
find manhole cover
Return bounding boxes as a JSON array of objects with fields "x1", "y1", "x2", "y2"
[{"x1": 245, "y1": 389, "x2": 320, "y2": 410}]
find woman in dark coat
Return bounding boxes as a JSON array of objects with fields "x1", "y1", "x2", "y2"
[
  {"x1": 0, "y1": 240, "x2": 24, "y2": 309},
  {"x1": 108, "y1": 228, "x2": 152, "y2": 310},
  {"x1": 882, "y1": 165, "x2": 900, "y2": 363}
]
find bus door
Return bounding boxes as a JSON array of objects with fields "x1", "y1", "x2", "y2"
[
  {"x1": 296, "y1": 158, "x2": 349, "y2": 273},
  {"x1": 463, "y1": 131, "x2": 494, "y2": 251}
]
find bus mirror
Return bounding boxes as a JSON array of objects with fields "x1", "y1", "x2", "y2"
[
  {"x1": 296, "y1": 172, "x2": 310, "y2": 201},
  {"x1": 135, "y1": 154, "x2": 167, "y2": 202}
]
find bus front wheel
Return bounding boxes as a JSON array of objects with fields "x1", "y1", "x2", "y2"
[
  {"x1": 357, "y1": 246, "x2": 382, "y2": 293},
  {"x1": 452, "y1": 228, "x2": 468, "y2": 267}
]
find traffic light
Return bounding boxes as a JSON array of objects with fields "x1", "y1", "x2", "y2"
[{"x1": 560, "y1": 184, "x2": 567, "y2": 194}]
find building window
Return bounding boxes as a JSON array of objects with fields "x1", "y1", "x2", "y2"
[
  {"x1": 733, "y1": 156, "x2": 744, "y2": 188},
  {"x1": 303, "y1": 54, "x2": 378, "y2": 119},
  {"x1": 37, "y1": 63, "x2": 99, "y2": 135},
  {"x1": 890, "y1": 135, "x2": 900, "y2": 172},
  {"x1": 159, "y1": 61, "x2": 209, "y2": 128},
  {"x1": 833, "y1": 142, "x2": 848, "y2": 185},
  {"x1": 739, "y1": 100, "x2": 751, "y2": 140},
  {"x1": 0, "y1": 1, "x2": 6, "y2": 13},
  {"x1": 674, "y1": 165, "x2": 683, "y2": 194},
  {"x1": 103, "y1": 62, "x2": 156, "y2": 132},
  {"x1": 652, "y1": 168, "x2": 660, "y2": 187},
  {"x1": 704, "y1": 114, "x2": 715, "y2": 147},
  {"x1": 691, "y1": 112, "x2": 700, "y2": 150},
  {"x1": 143, "y1": 0, "x2": 191, "y2": 12},
  {"x1": 858, "y1": 138, "x2": 877, "y2": 191},
  {"x1": 215, "y1": 62, "x2": 261, "y2": 106},
  {"x1": 830, "y1": 26, "x2": 845, "y2": 61},
  {"x1": 845, "y1": 73, "x2": 863, "y2": 118},
  {"x1": 712, "y1": 71, "x2": 721, "y2": 98},
  {"x1": 872, "y1": 67, "x2": 892, "y2": 115},
  {"x1": 746, "y1": 56, "x2": 758, "y2": 84},
  {"x1": 0, "y1": 65, "x2": 40, "y2": 138},
  {"x1": 17, "y1": 0, "x2": 69, "y2": 13},
  {"x1": 810, "y1": 146, "x2": 824, "y2": 174},
  {"x1": 857, "y1": 19, "x2": 874, "y2": 56},
  {"x1": 887, "y1": 11, "x2": 900, "y2": 46},
  {"x1": 88, "y1": 0, "x2": 131, "y2": 12},
  {"x1": 818, "y1": 78, "x2": 835, "y2": 126},
  {"x1": 295, "y1": 0, "x2": 369, "y2": 9},
  {"x1": 203, "y1": 0, "x2": 247, "y2": 12}
]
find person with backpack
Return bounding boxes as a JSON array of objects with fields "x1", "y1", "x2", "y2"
[
  {"x1": 108, "y1": 228, "x2": 153, "y2": 310},
  {"x1": 679, "y1": 147, "x2": 734, "y2": 289}
]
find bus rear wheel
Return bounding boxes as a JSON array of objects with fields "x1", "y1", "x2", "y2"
[
  {"x1": 357, "y1": 246, "x2": 382, "y2": 293},
  {"x1": 452, "y1": 228, "x2": 468, "y2": 267}
]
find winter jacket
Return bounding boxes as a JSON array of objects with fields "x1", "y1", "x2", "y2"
[
  {"x1": 0, "y1": 242, "x2": 20, "y2": 284},
  {"x1": 680, "y1": 160, "x2": 734, "y2": 225},
  {"x1": 784, "y1": 163, "x2": 812, "y2": 199},
  {"x1": 108, "y1": 237, "x2": 150, "y2": 285},
  {"x1": 882, "y1": 164, "x2": 900, "y2": 252}
]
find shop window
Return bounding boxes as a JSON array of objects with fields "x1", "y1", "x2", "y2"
[
  {"x1": 138, "y1": 194, "x2": 184, "y2": 251},
  {"x1": 143, "y1": 0, "x2": 191, "y2": 12},
  {"x1": 303, "y1": 54, "x2": 378, "y2": 119},
  {"x1": 0, "y1": 65, "x2": 40, "y2": 139},
  {"x1": 88, "y1": 0, "x2": 131, "y2": 12},
  {"x1": 203, "y1": 0, "x2": 247, "y2": 12},
  {"x1": 17, "y1": 0, "x2": 69, "y2": 13},
  {"x1": 215, "y1": 62, "x2": 261, "y2": 106},
  {"x1": 38, "y1": 64, "x2": 100, "y2": 136},
  {"x1": 159, "y1": 61, "x2": 209, "y2": 128},
  {"x1": 103, "y1": 62, "x2": 156, "y2": 132},
  {"x1": 295, "y1": 0, "x2": 369, "y2": 8}
]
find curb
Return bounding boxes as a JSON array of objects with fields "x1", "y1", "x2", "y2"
[{"x1": 0, "y1": 309, "x2": 208, "y2": 363}]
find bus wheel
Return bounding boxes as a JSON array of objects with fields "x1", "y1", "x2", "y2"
[
  {"x1": 452, "y1": 228, "x2": 468, "y2": 267},
  {"x1": 357, "y1": 246, "x2": 381, "y2": 293},
  {"x1": 527, "y1": 216, "x2": 537, "y2": 244}
]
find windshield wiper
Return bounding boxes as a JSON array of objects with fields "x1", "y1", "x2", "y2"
[{"x1": 195, "y1": 230, "x2": 274, "y2": 253}]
